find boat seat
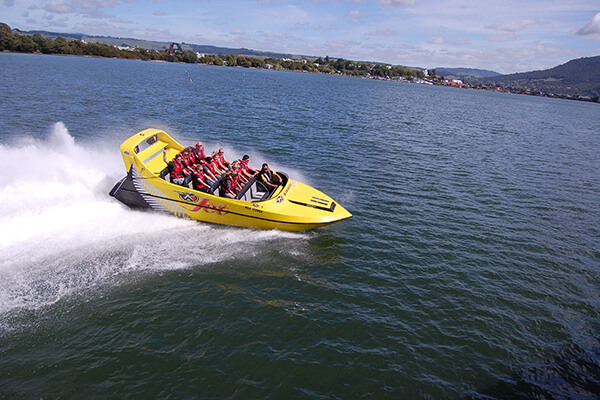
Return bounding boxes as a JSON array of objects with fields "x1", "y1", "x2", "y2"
[
  {"x1": 160, "y1": 167, "x2": 170, "y2": 181},
  {"x1": 236, "y1": 179, "x2": 270, "y2": 202},
  {"x1": 210, "y1": 175, "x2": 226, "y2": 196}
]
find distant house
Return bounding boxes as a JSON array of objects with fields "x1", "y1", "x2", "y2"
[
  {"x1": 264, "y1": 64, "x2": 274, "y2": 69},
  {"x1": 115, "y1": 45, "x2": 135, "y2": 51},
  {"x1": 445, "y1": 79, "x2": 468, "y2": 87}
]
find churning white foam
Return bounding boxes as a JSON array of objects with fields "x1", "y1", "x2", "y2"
[{"x1": 0, "y1": 123, "x2": 307, "y2": 320}]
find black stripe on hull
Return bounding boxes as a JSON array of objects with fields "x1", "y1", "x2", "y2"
[{"x1": 109, "y1": 173, "x2": 347, "y2": 228}]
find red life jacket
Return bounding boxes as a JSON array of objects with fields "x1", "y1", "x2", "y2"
[
  {"x1": 194, "y1": 146, "x2": 205, "y2": 161},
  {"x1": 223, "y1": 175, "x2": 239, "y2": 194},
  {"x1": 182, "y1": 154, "x2": 194, "y2": 168},
  {"x1": 239, "y1": 159, "x2": 249, "y2": 172},
  {"x1": 206, "y1": 162, "x2": 217, "y2": 174},
  {"x1": 213, "y1": 159, "x2": 224, "y2": 172},
  {"x1": 170, "y1": 160, "x2": 184, "y2": 179},
  {"x1": 192, "y1": 170, "x2": 207, "y2": 190}
]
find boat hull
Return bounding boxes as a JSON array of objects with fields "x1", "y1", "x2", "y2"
[{"x1": 110, "y1": 129, "x2": 352, "y2": 231}]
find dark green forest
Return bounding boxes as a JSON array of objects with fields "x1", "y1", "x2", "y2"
[{"x1": 0, "y1": 22, "x2": 427, "y2": 80}]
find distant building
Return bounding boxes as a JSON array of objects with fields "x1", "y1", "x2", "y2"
[
  {"x1": 445, "y1": 79, "x2": 468, "y2": 87},
  {"x1": 115, "y1": 45, "x2": 135, "y2": 51}
]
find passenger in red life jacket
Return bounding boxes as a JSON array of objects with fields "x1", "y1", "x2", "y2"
[
  {"x1": 211, "y1": 152, "x2": 227, "y2": 175},
  {"x1": 257, "y1": 163, "x2": 281, "y2": 192},
  {"x1": 221, "y1": 170, "x2": 240, "y2": 198},
  {"x1": 181, "y1": 148, "x2": 196, "y2": 172},
  {"x1": 192, "y1": 142, "x2": 205, "y2": 163},
  {"x1": 229, "y1": 161, "x2": 248, "y2": 186},
  {"x1": 216, "y1": 148, "x2": 230, "y2": 169},
  {"x1": 238, "y1": 155, "x2": 257, "y2": 181},
  {"x1": 162, "y1": 150, "x2": 190, "y2": 186},
  {"x1": 202, "y1": 157, "x2": 219, "y2": 184},
  {"x1": 191, "y1": 164, "x2": 211, "y2": 193},
  {"x1": 204, "y1": 156, "x2": 222, "y2": 180}
]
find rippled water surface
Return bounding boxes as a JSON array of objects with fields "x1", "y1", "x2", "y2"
[{"x1": 1, "y1": 53, "x2": 599, "y2": 399}]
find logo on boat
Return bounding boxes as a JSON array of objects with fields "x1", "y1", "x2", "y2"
[
  {"x1": 197, "y1": 197, "x2": 229, "y2": 215},
  {"x1": 274, "y1": 195, "x2": 284, "y2": 204},
  {"x1": 245, "y1": 205, "x2": 263, "y2": 213},
  {"x1": 177, "y1": 191, "x2": 199, "y2": 202},
  {"x1": 282, "y1": 184, "x2": 291, "y2": 197}
]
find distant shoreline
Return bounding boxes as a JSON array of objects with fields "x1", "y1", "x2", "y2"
[{"x1": 2, "y1": 49, "x2": 598, "y2": 104}]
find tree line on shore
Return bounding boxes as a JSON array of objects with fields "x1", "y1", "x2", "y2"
[{"x1": 0, "y1": 22, "x2": 431, "y2": 81}]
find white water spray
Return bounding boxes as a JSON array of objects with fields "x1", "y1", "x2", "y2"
[{"x1": 0, "y1": 123, "x2": 307, "y2": 320}]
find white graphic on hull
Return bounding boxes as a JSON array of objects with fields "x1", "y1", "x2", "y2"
[{"x1": 131, "y1": 165, "x2": 189, "y2": 218}]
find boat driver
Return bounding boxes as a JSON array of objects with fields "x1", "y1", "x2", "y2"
[{"x1": 257, "y1": 163, "x2": 281, "y2": 192}]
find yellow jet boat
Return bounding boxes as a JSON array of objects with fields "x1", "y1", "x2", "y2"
[{"x1": 109, "y1": 128, "x2": 352, "y2": 231}]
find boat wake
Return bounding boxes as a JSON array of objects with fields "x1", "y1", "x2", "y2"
[{"x1": 0, "y1": 123, "x2": 309, "y2": 327}]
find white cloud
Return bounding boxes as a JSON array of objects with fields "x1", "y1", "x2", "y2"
[
  {"x1": 487, "y1": 33, "x2": 516, "y2": 42},
  {"x1": 367, "y1": 28, "x2": 397, "y2": 37},
  {"x1": 43, "y1": 0, "x2": 136, "y2": 14},
  {"x1": 575, "y1": 12, "x2": 600, "y2": 41},
  {"x1": 427, "y1": 36, "x2": 470, "y2": 46},
  {"x1": 260, "y1": 31, "x2": 296, "y2": 40},
  {"x1": 347, "y1": 9, "x2": 367, "y2": 23},
  {"x1": 485, "y1": 19, "x2": 537, "y2": 32},
  {"x1": 43, "y1": 1, "x2": 74, "y2": 13},
  {"x1": 378, "y1": 0, "x2": 415, "y2": 6}
]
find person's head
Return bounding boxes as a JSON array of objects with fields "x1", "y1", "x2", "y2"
[
  {"x1": 195, "y1": 164, "x2": 203, "y2": 171},
  {"x1": 218, "y1": 148, "x2": 224, "y2": 155},
  {"x1": 205, "y1": 157, "x2": 212, "y2": 163},
  {"x1": 175, "y1": 154, "x2": 183, "y2": 161},
  {"x1": 242, "y1": 155, "x2": 250, "y2": 161},
  {"x1": 261, "y1": 163, "x2": 269, "y2": 171},
  {"x1": 195, "y1": 142, "x2": 203, "y2": 148}
]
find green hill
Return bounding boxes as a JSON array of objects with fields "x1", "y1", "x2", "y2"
[
  {"x1": 435, "y1": 67, "x2": 500, "y2": 79},
  {"x1": 473, "y1": 56, "x2": 600, "y2": 99}
]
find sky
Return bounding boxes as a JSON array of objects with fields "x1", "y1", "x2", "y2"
[{"x1": 1, "y1": 0, "x2": 599, "y2": 74}]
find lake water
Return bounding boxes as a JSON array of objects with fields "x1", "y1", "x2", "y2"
[{"x1": 1, "y1": 52, "x2": 599, "y2": 399}]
